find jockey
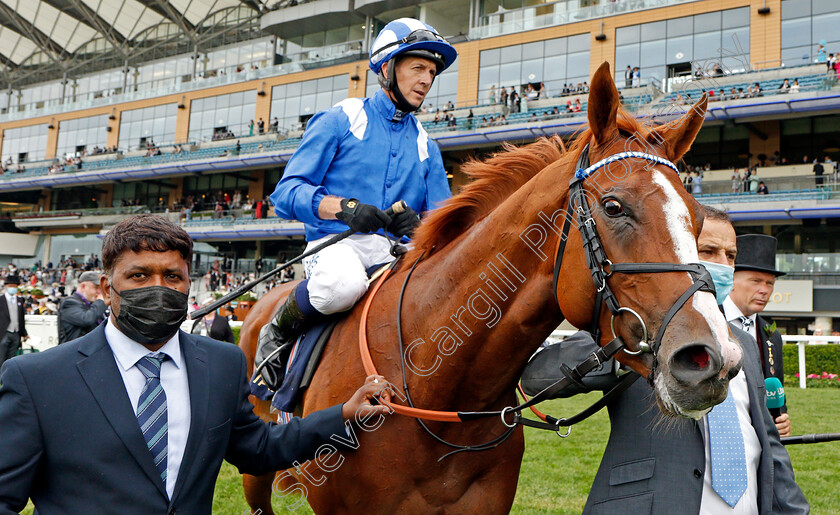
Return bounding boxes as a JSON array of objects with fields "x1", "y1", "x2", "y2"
[{"x1": 263, "y1": 18, "x2": 456, "y2": 357}]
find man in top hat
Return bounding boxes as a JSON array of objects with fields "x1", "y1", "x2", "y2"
[
  {"x1": 57, "y1": 270, "x2": 107, "y2": 344},
  {"x1": 0, "y1": 274, "x2": 27, "y2": 369},
  {"x1": 723, "y1": 233, "x2": 790, "y2": 436}
]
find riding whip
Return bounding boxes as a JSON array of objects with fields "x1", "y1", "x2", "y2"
[{"x1": 190, "y1": 200, "x2": 406, "y2": 319}]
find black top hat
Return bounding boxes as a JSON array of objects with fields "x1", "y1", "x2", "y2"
[
  {"x1": 735, "y1": 234, "x2": 785, "y2": 277},
  {"x1": 4, "y1": 274, "x2": 21, "y2": 285}
]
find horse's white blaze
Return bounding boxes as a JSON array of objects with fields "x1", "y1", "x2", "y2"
[
  {"x1": 651, "y1": 171, "x2": 738, "y2": 365},
  {"x1": 651, "y1": 171, "x2": 697, "y2": 263}
]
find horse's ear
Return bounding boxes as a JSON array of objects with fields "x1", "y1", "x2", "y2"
[
  {"x1": 651, "y1": 94, "x2": 708, "y2": 161},
  {"x1": 587, "y1": 62, "x2": 619, "y2": 145}
]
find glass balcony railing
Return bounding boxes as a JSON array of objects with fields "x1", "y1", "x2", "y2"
[
  {"x1": 777, "y1": 253, "x2": 840, "y2": 275},
  {"x1": 0, "y1": 43, "x2": 365, "y2": 124},
  {"x1": 471, "y1": 0, "x2": 702, "y2": 39}
]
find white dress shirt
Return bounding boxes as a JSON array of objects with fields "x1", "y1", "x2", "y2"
[
  {"x1": 105, "y1": 320, "x2": 191, "y2": 499},
  {"x1": 699, "y1": 369, "x2": 761, "y2": 514},
  {"x1": 4, "y1": 291, "x2": 18, "y2": 333},
  {"x1": 723, "y1": 296, "x2": 757, "y2": 343}
]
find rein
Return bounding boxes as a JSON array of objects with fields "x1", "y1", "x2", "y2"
[{"x1": 356, "y1": 144, "x2": 717, "y2": 448}]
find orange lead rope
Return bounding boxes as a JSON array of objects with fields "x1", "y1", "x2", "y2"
[{"x1": 358, "y1": 267, "x2": 462, "y2": 422}]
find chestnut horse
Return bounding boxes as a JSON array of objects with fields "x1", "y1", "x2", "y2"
[{"x1": 239, "y1": 62, "x2": 742, "y2": 514}]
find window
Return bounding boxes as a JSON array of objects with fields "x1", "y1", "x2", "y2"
[
  {"x1": 273, "y1": 75, "x2": 347, "y2": 132},
  {"x1": 118, "y1": 104, "x2": 178, "y2": 151},
  {"x1": 1, "y1": 125, "x2": 49, "y2": 163},
  {"x1": 477, "y1": 33, "x2": 590, "y2": 104},
  {"x1": 189, "y1": 90, "x2": 257, "y2": 142},
  {"x1": 56, "y1": 115, "x2": 109, "y2": 158},
  {"x1": 781, "y1": 0, "x2": 840, "y2": 66},
  {"x1": 614, "y1": 8, "x2": 750, "y2": 86}
]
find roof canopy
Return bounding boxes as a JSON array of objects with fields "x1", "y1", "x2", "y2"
[{"x1": 0, "y1": 0, "x2": 269, "y2": 89}]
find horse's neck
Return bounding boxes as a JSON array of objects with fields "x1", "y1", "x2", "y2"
[{"x1": 402, "y1": 178, "x2": 567, "y2": 408}]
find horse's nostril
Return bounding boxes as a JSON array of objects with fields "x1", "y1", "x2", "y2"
[
  {"x1": 687, "y1": 346, "x2": 710, "y2": 369},
  {"x1": 669, "y1": 344, "x2": 721, "y2": 386}
]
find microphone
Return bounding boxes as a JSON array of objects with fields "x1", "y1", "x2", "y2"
[{"x1": 765, "y1": 377, "x2": 785, "y2": 419}]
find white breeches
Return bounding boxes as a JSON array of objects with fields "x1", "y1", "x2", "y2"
[{"x1": 301, "y1": 234, "x2": 395, "y2": 315}]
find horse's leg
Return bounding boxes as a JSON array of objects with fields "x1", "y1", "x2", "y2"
[
  {"x1": 237, "y1": 284, "x2": 298, "y2": 515},
  {"x1": 243, "y1": 472, "x2": 276, "y2": 515}
]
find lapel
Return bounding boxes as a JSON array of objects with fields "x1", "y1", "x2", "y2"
[
  {"x1": 75, "y1": 324, "x2": 168, "y2": 499},
  {"x1": 755, "y1": 315, "x2": 776, "y2": 378},
  {"x1": 170, "y1": 330, "x2": 210, "y2": 502}
]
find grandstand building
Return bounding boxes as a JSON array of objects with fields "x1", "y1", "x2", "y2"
[{"x1": 1, "y1": 0, "x2": 839, "y2": 334}]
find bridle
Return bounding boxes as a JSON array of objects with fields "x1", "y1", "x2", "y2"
[
  {"x1": 551, "y1": 143, "x2": 716, "y2": 365},
  {"x1": 356, "y1": 143, "x2": 717, "y2": 458}
]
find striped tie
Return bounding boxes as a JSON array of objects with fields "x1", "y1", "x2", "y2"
[
  {"x1": 739, "y1": 316, "x2": 753, "y2": 333},
  {"x1": 136, "y1": 354, "x2": 169, "y2": 483}
]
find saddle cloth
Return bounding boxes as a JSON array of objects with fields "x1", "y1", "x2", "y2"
[{"x1": 249, "y1": 261, "x2": 396, "y2": 422}]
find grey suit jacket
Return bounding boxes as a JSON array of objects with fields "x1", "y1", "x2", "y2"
[{"x1": 522, "y1": 327, "x2": 808, "y2": 515}]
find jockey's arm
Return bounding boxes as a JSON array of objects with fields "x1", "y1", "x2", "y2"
[{"x1": 317, "y1": 195, "x2": 343, "y2": 220}]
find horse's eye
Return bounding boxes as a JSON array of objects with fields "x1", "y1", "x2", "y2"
[{"x1": 603, "y1": 199, "x2": 624, "y2": 217}]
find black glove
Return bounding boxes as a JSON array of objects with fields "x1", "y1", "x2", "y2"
[
  {"x1": 336, "y1": 198, "x2": 392, "y2": 234},
  {"x1": 387, "y1": 205, "x2": 421, "y2": 237}
]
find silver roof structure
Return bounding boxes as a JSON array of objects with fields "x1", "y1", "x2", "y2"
[{"x1": 0, "y1": 0, "x2": 270, "y2": 89}]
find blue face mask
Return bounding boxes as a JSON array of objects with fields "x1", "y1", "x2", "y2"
[
  {"x1": 6, "y1": 287, "x2": 18, "y2": 295},
  {"x1": 700, "y1": 260, "x2": 734, "y2": 304}
]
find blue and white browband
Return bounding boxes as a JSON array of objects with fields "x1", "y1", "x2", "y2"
[{"x1": 575, "y1": 151, "x2": 680, "y2": 181}]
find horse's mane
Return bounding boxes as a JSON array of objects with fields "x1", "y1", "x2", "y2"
[{"x1": 408, "y1": 106, "x2": 649, "y2": 260}]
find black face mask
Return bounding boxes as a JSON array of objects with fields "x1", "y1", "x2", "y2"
[{"x1": 112, "y1": 285, "x2": 188, "y2": 345}]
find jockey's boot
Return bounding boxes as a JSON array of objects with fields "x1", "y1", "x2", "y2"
[{"x1": 255, "y1": 288, "x2": 313, "y2": 390}]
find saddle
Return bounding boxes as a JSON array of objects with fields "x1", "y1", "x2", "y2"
[{"x1": 249, "y1": 261, "x2": 396, "y2": 412}]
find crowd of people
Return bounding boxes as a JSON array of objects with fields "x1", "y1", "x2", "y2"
[
  {"x1": 679, "y1": 152, "x2": 838, "y2": 196},
  {"x1": 179, "y1": 190, "x2": 273, "y2": 221}
]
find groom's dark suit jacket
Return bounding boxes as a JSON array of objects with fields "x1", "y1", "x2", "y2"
[{"x1": 0, "y1": 323, "x2": 347, "y2": 514}]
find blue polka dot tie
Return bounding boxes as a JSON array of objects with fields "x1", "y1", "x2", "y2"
[
  {"x1": 707, "y1": 392, "x2": 748, "y2": 507},
  {"x1": 136, "y1": 354, "x2": 169, "y2": 483}
]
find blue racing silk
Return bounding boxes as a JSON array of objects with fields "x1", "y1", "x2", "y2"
[{"x1": 270, "y1": 89, "x2": 451, "y2": 241}]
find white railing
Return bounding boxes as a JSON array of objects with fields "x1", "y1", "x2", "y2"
[
  {"x1": 782, "y1": 335, "x2": 840, "y2": 389},
  {"x1": 20, "y1": 315, "x2": 244, "y2": 352}
]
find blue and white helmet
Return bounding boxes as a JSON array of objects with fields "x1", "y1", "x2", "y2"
[{"x1": 369, "y1": 18, "x2": 457, "y2": 75}]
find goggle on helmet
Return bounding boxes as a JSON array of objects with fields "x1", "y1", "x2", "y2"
[{"x1": 369, "y1": 18, "x2": 457, "y2": 75}]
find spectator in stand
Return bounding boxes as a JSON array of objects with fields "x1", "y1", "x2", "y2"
[
  {"x1": 791, "y1": 79, "x2": 800, "y2": 93},
  {"x1": 818, "y1": 43, "x2": 827, "y2": 63},
  {"x1": 732, "y1": 168, "x2": 743, "y2": 193},
  {"x1": 691, "y1": 170, "x2": 703, "y2": 195},
  {"x1": 249, "y1": 120, "x2": 254, "y2": 136},
  {"x1": 57, "y1": 271, "x2": 107, "y2": 344},
  {"x1": 260, "y1": 197, "x2": 269, "y2": 219},
  {"x1": 271, "y1": 117, "x2": 279, "y2": 133},
  {"x1": 624, "y1": 65, "x2": 632, "y2": 88},
  {"x1": 814, "y1": 157, "x2": 825, "y2": 186},
  {"x1": 489, "y1": 85, "x2": 496, "y2": 105},
  {"x1": 257, "y1": 118, "x2": 265, "y2": 134},
  {"x1": 757, "y1": 181, "x2": 769, "y2": 195},
  {"x1": 778, "y1": 78, "x2": 790, "y2": 92},
  {"x1": 466, "y1": 109, "x2": 474, "y2": 130},
  {"x1": 190, "y1": 297, "x2": 235, "y2": 343},
  {"x1": 632, "y1": 66, "x2": 640, "y2": 87},
  {"x1": 572, "y1": 98, "x2": 582, "y2": 113},
  {"x1": 500, "y1": 86, "x2": 508, "y2": 107}
]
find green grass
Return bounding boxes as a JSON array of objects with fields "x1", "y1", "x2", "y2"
[{"x1": 22, "y1": 387, "x2": 839, "y2": 514}]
